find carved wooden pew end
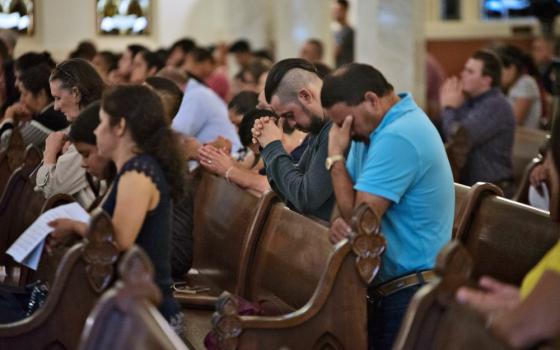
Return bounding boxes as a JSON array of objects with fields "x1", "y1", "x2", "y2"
[
  {"x1": 207, "y1": 203, "x2": 386, "y2": 350},
  {"x1": 0, "y1": 211, "x2": 119, "y2": 349},
  {"x1": 79, "y1": 246, "x2": 189, "y2": 350}
]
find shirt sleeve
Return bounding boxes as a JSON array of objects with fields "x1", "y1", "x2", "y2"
[
  {"x1": 442, "y1": 99, "x2": 512, "y2": 148},
  {"x1": 510, "y1": 75, "x2": 540, "y2": 100},
  {"x1": 261, "y1": 137, "x2": 333, "y2": 215},
  {"x1": 354, "y1": 133, "x2": 420, "y2": 204},
  {"x1": 171, "y1": 91, "x2": 206, "y2": 137},
  {"x1": 441, "y1": 106, "x2": 468, "y2": 141},
  {"x1": 35, "y1": 144, "x2": 89, "y2": 199}
]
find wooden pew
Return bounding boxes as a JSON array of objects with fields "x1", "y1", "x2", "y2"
[
  {"x1": 79, "y1": 246, "x2": 191, "y2": 350},
  {"x1": 445, "y1": 125, "x2": 469, "y2": 182},
  {"x1": 0, "y1": 211, "x2": 120, "y2": 349},
  {"x1": 174, "y1": 172, "x2": 276, "y2": 309},
  {"x1": 512, "y1": 155, "x2": 545, "y2": 205},
  {"x1": 453, "y1": 183, "x2": 469, "y2": 238},
  {"x1": 0, "y1": 145, "x2": 74, "y2": 287},
  {"x1": 199, "y1": 203, "x2": 385, "y2": 350},
  {"x1": 0, "y1": 127, "x2": 25, "y2": 196},
  {"x1": 512, "y1": 127, "x2": 548, "y2": 187},
  {"x1": 0, "y1": 145, "x2": 43, "y2": 270},
  {"x1": 395, "y1": 183, "x2": 560, "y2": 349},
  {"x1": 454, "y1": 182, "x2": 558, "y2": 285},
  {"x1": 394, "y1": 241, "x2": 513, "y2": 350}
]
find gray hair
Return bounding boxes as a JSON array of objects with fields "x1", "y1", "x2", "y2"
[{"x1": 275, "y1": 68, "x2": 321, "y2": 104}]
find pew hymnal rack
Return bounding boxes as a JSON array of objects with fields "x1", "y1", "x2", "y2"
[{"x1": 6, "y1": 203, "x2": 90, "y2": 270}]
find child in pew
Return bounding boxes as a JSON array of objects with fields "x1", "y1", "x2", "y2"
[
  {"x1": 67, "y1": 101, "x2": 115, "y2": 210},
  {"x1": 456, "y1": 118, "x2": 560, "y2": 348},
  {"x1": 48, "y1": 85, "x2": 189, "y2": 336}
]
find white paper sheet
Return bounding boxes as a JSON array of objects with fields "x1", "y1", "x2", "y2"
[{"x1": 6, "y1": 203, "x2": 90, "y2": 270}]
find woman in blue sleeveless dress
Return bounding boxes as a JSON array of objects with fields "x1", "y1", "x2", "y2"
[{"x1": 50, "y1": 85, "x2": 188, "y2": 334}]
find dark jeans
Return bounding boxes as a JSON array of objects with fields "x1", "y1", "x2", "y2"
[{"x1": 368, "y1": 284, "x2": 422, "y2": 350}]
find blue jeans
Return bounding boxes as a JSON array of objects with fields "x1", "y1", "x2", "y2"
[{"x1": 368, "y1": 284, "x2": 422, "y2": 350}]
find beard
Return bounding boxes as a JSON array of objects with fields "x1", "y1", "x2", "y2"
[{"x1": 298, "y1": 101, "x2": 325, "y2": 135}]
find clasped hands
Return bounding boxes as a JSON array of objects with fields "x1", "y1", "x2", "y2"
[
  {"x1": 251, "y1": 117, "x2": 283, "y2": 148},
  {"x1": 440, "y1": 76, "x2": 465, "y2": 109},
  {"x1": 198, "y1": 144, "x2": 234, "y2": 176}
]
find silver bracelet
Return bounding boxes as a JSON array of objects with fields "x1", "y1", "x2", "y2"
[{"x1": 225, "y1": 166, "x2": 234, "y2": 183}]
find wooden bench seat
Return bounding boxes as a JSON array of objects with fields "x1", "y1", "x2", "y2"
[
  {"x1": 0, "y1": 128, "x2": 25, "y2": 196},
  {"x1": 395, "y1": 182, "x2": 559, "y2": 349},
  {"x1": 0, "y1": 144, "x2": 74, "y2": 287},
  {"x1": 512, "y1": 127, "x2": 548, "y2": 187},
  {"x1": 175, "y1": 172, "x2": 276, "y2": 309},
  {"x1": 0, "y1": 211, "x2": 120, "y2": 349},
  {"x1": 182, "y1": 202, "x2": 340, "y2": 349},
  {"x1": 206, "y1": 203, "x2": 386, "y2": 350},
  {"x1": 453, "y1": 183, "x2": 469, "y2": 237},
  {"x1": 512, "y1": 155, "x2": 545, "y2": 205},
  {"x1": 454, "y1": 182, "x2": 558, "y2": 285},
  {"x1": 79, "y1": 246, "x2": 191, "y2": 350},
  {"x1": 394, "y1": 241, "x2": 512, "y2": 350}
]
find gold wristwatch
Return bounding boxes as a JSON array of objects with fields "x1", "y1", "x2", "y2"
[{"x1": 325, "y1": 155, "x2": 345, "y2": 171}]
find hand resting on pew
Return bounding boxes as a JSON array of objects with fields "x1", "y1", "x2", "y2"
[
  {"x1": 329, "y1": 217, "x2": 352, "y2": 244},
  {"x1": 456, "y1": 276, "x2": 520, "y2": 315}
]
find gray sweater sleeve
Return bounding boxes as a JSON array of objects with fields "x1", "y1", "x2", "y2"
[{"x1": 260, "y1": 130, "x2": 334, "y2": 219}]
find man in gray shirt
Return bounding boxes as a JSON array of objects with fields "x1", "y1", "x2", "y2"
[
  {"x1": 441, "y1": 50, "x2": 515, "y2": 191},
  {"x1": 252, "y1": 59, "x2": 334, "y2": 221},
  {"x1": 332, "y1": 0, "x2": 354, "y2": 67}
]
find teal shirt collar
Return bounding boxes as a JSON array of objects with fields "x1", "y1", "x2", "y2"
[{"x1": 372, "y1": 93, "x2": 417, "y2": 138}]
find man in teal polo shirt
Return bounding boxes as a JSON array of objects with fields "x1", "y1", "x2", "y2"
[{"x1": 322, "y1": 63, "x2": 454, "y2": 350}]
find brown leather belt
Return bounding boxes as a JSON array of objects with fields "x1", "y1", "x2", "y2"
[{"x1": 368, "y1": 270, "x2": 436, "y2": 301}]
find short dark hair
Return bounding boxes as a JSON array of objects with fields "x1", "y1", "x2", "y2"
[
  {"x1": 15, "y1": 51, "x2": 56, "y2": 73},
  {"x1": 471, "y1": 49, "x2": 502, "y2": 88},
  {"x1": 169, "y1": 38, "x2": 196, "y2": 54},
  {"x1": 97, "y1": 50, "x2": 119, "y2": 72},
  {"x1": 145, "y1": 76, "x2": 183, "y2": 120},
  {"x1": 127, "y1": 44, "x2": 148, "y2": 59},
  {"x1": 69, "y1": 40, "x2": 97, "y2": 61},
  {"x1": 253, "y1": 49, "x2": 273, "y2": 62},
  {"x1": 68, "y1": 101, "x2": 101, "y2": 145},
  {"x1": 229, "y1": 40, "x2": 251, "y2": 53},
  {"x1": 137, "y1": 50, "x2": 164, "y2": 71},
  {"x1": 192, "y1": 47, "x2": 214, "y2": 64},
  {"x1": 337, "y1": 0, "x2": 349, "y2": 9},
  {"x1": 238, "y1": 108, "x2": 277, "y2": 147},
  {"x1": 19, "y1": 63, "x2": 53, "y2": 99},
  {"x1": 264, "y1": 58, "x2": 319, "y2": 103},
  {"x1": 314, "y1": 62, "x2": 332, "y2": 78},
  {"x1": 321, "y1": 63, "x2": 394, "y2": 108},
  {"x1": 228, "y1": 91, "x2": 259, "y2": 115},
  {"x1": 307, "y1": 39, "x2": 324, "y2": 59},
  {"x1": 50, "y1": 58, "x2": 106, "y2": 108}
]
